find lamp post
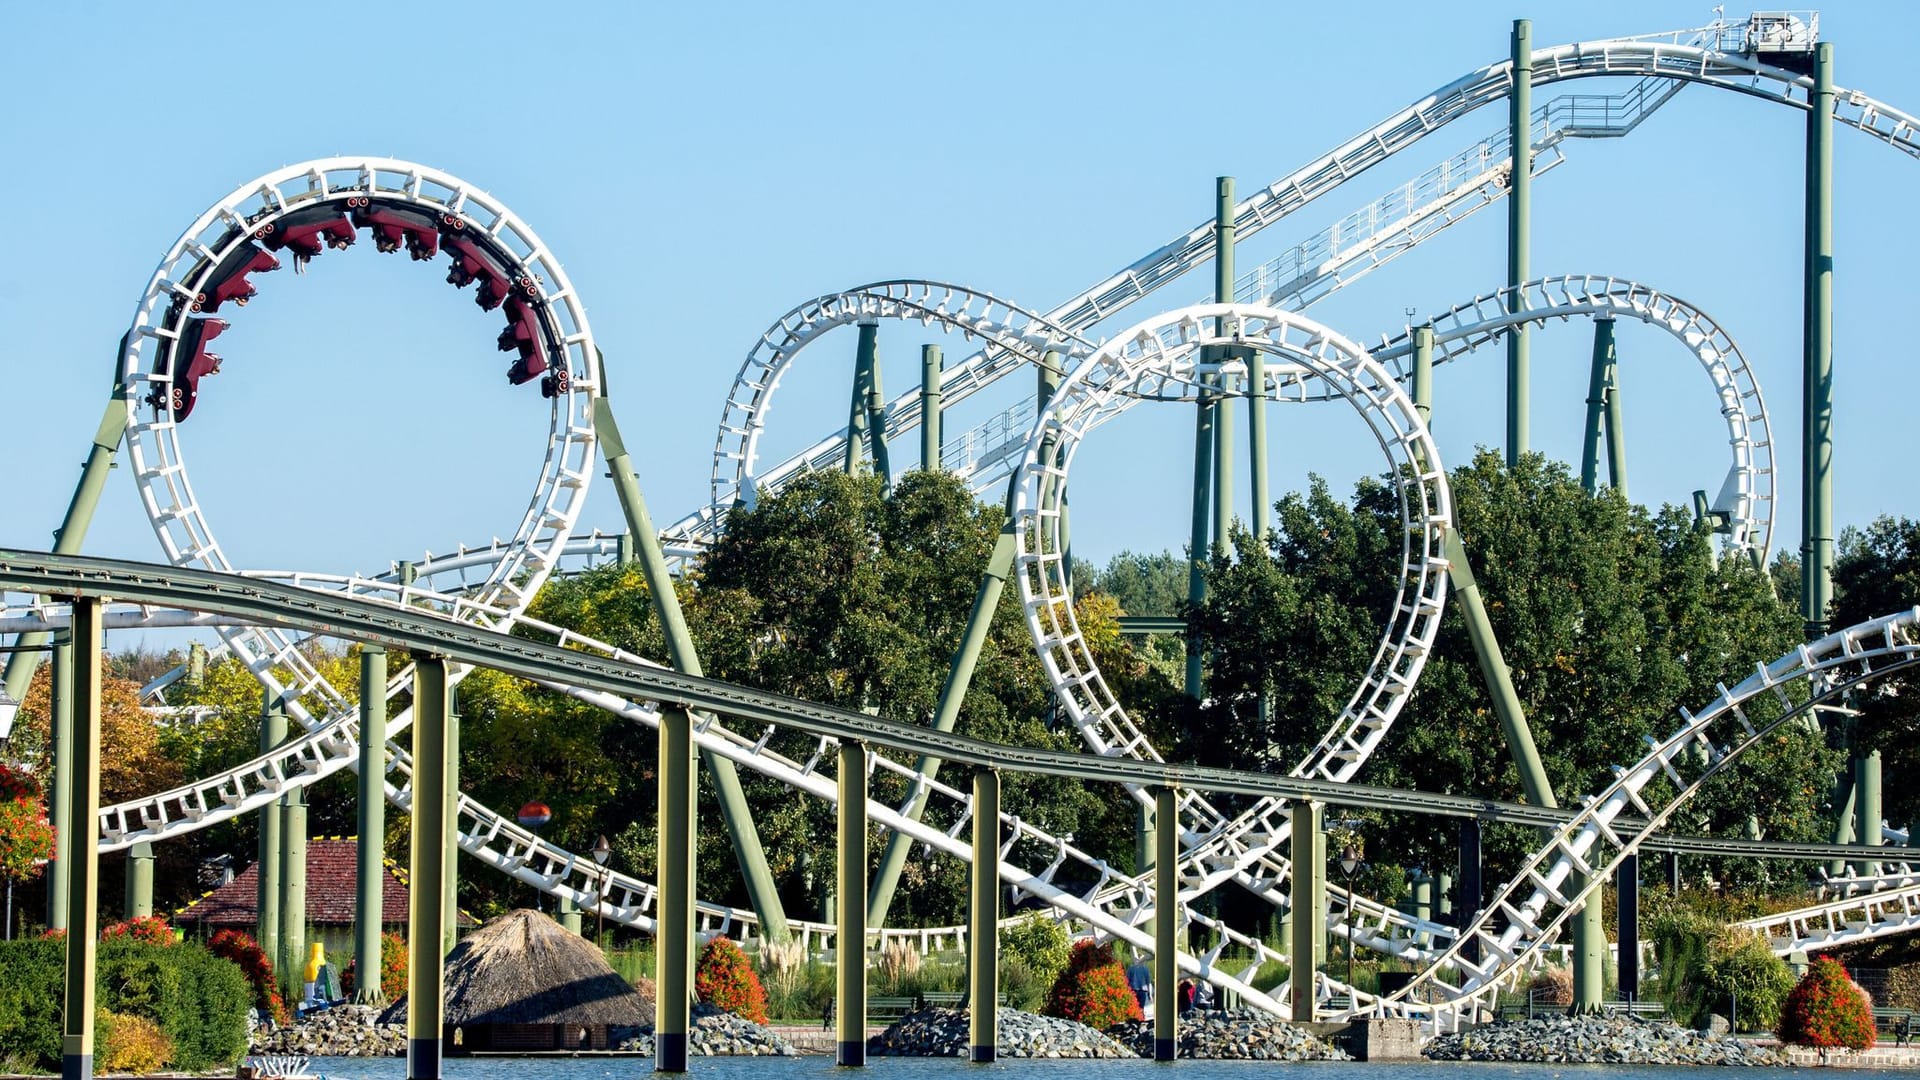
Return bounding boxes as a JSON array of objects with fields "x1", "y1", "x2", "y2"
[
  {"x1": 591, "y1": 834, "x2": 611, "y2": 945},
  {"x1": 1338, "y1": 847, "x2": 1363, "y2": 1002}
]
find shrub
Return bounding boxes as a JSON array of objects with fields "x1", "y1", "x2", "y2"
[
  {"x1": 345, "y1": 931, "x2": 410, "y2": 1004},
  {"x1": 97, "y1": 1009, "x2": 172, "y2": 1074},
  {"x1": 1778, "y1": 955, "x2": 1875, "y2": 1050},
  {"x1": 102, "y1": 916, "x2": 177, "y2": 947},
  {"x1": 1043, "y1": 939, "x2": 1142, "y2": 1029},
  {"x1": 0, "y1": 939, "x2": 247, "y2": 1073},
  {"x1": 208, "y1": 929, "x2": 289, "y2": 1025},
  {"x1": 696, "y1": 936, "x2": 768, "y2": 1024},
  {"x1": 1700, "y1": 929, "x2": 1796, "y2": 1032},
  {"x1": 0, "y1": 764, "x2": 54, "y2": 885},
  {"x1": 1003, "y1": 914, "x2": 1071, "y2": 988}
]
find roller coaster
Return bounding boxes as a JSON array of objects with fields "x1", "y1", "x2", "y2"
[{"x1": 5, "y1": 8, "x2": 1920, "y2": 1068}]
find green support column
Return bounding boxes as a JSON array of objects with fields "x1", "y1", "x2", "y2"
[
  {"x1": 443, "y1": 696, "x2": 459, "y2": 954},
  {"x1": 1581, "y1": 318, "x2": 1615, "y2": 495},
  {"x1": 1412, "y1": 325, "x2": 1435, "y2": 424},
  {"x1": 921, "y1": 344, "x2": 943, "y2": 471},
  {"x1": 46, "y1": 638, "x2": 72, "y2": 930},
  {"x1": 836, "y1": 741, "x2": 869, "y2": 1066},
  {"x1": 1185, "y1": 375, "x2": 1215, "y2": 700},
  {"x1": 617, "y1": 531, "x2": 636, "y2": 566},
  {"x1": 969, "y1": 768, "x2": 1000, "y2": 1064},
  {"x1": 1211, "y1": 174, "x2": 1236, "y2": 557},
  {"x1": 655, "y1": 706, "x2": 695, "y2": 1073},
  {"x1": 1248, "y1": 348, "x2": 1269, "y2": 539},
  {"x1": 281, "y1": 779, "x2": 307, "y2": 1004},
  {"x1": 1830, "y1": 768, "x2": 1858, "y2": 878},
  {"x1": 1571, "y1": 874, "x2": 1606, "y2": 1013},
  {"x1": 1506, "y1": 18, "x2": 1533, "y2": 466},
  {"x1": 407, "y1": 657, "x2": 450, "y2": 1080},
  {"x1": 558, "y1": 895, "x2": 581, "y2": 935},
  {"x1": 1856, "y1": 750, "x2": 1883, "y2": 877},
  {"x1": 847, "y1": 322, "x2": 878, "y2": 475},
  {"x1": 866, "y1": 337, "x2": 891, "y2": 489},
  {"x1": 868, "y1": 486, "x2": 1018, "y2": 928},
  {"x1": 125, "y1": 843, "x2": 153, "y2": 919},
  {"x1": 1153, "y1": 786, "x2": 1178, "y2": 1062},
  {"x1": 592, "y1": 393, "x2": 789, "y2": 942},
  {"x1": 355, "y1": 646, "x2": 389, "y2": 1004},
  {"x1": 1604, "y1": 347, "x2": 1628, "y2": 500},
  {"x1": 1288, "y1": 800, "x2": 1324, "y2": 1023},
  {"x1": 257, "y1": 692, "x2": 285, "y2": 977},
  {"x1": 0, "y1": 396, "x2": 127, "y2": 709},
  {"x1": 60, "y1": 597, "x2": 103, "y2": 1080},
  {"x1": 1444, "y1": 531, "x2": 1555, "y2": 805},
  {"x1": 1803, "y1": 41, "x2": 1835, "y2": 639}
]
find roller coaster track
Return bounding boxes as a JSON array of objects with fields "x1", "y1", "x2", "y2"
[
  {"x1": 687, "y1": 19, "x2": 1920, "y2": 546},
  {"x1": 11, "y1": 549, "x2": 1920, "y2": 1028},
  {"x1": 1371, "y1": 274, "x2": 1775, "y2": 554}
]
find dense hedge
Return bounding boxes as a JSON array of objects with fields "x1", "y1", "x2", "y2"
[{"x1": 0, "y1": 939, "x2": 250, "y2": 1073}]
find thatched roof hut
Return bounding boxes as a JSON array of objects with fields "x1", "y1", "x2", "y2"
[{"x1": 383, "y1": 909, "x2": 651, "y2": 1052}]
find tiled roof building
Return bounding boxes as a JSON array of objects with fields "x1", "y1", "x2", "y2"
[{"x1": 176, "y1": 837, "x2": 410, "y2": 927}]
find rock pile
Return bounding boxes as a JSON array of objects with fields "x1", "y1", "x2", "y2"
[
  {"x1": 615, "y1": 1003, "x2": 797, "y2": 1056},
  {"x1": 1106, "y1": 1009, "x2": 1351, "y2": 1060},
  {"x1": 1424, "y1": 1015, "x2": 1787, "y2": 1066},
  {"x1": 249, "y1": 1004, "x2": 406, "y2": 1057},
  {"x1": 868, "y1": 1008, "x2": 1134, "y2": 1058}
]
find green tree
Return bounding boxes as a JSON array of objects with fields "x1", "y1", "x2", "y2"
[{"x1": 1188, "y1": 451, "x2": 1821, "y2": 885}]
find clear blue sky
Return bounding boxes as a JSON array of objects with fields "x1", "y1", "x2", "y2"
[{"x1": 4, "y1": 2, "x2": 1918, "y2": 634}]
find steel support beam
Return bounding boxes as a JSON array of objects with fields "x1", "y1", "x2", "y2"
[
  {"x1": 921, "y1": 344, "x2": 943, "y2": 471},
  {"x1": 257, "y1": 692, "x2": 285, "y2": 975},
  {"x1": 866, "y1": 336, "x2": 891, "y2": 490},
  {"x1": 1506, "y1": 18, "x2": 1533, "y2": 465},
  {"x1": 1581, "y1": 317, "x2": 1615, "y2": 495},
  {"x1": 1211, "y1": 175, "x2": 1236, "y2": 556},
  {"x1": 868, "y1": 485, "x2": 1017, "y2": 928},
  {"x1": 281, "y1": 777, "x2": 307, "y2": 1003},
  {"x1": 1603, "y1": 347, "x2": 1628, "y2": 500},
  {"x1": 1185, "y1": 382, "x2": 1214, "y2": 700},
  {"x1": 1153, "y1": 786, "x2": 1178, "y2": 1062},
  {"x1": 1856, "y1": 750, "x2": 1883, "y2": 877},
  {"x1": 1803, "y1": 41, "x2": 1835, "y2": 639},
  {"x1": 125, "y1": 843, "x2": 153, "y2": 919},
  {"x1": 60, "y1": 597, "x2": 102, "y2": 1080},
  {"x1": 443, "y1": 696, "x2": 459, "y2": 954},
  {"x1": 1289, "y1": 800, "x2": 1323, "y2": 1022},
  {"x1": 655, "y1": 706, "x2": 695, "y2": 1073},
  {"x1": 407, "y1": 657, "x2": 450, "y2": 1080},
  {"x1": 837, "y1": 740, "x2": 869, "y2": 1067},
  {"x1": 46, "y1": 638, "x2": 72, "y2": 930},
  {"x1": 1412, "y1": 325, "x2": 1434, "y2": 424},
  {"x1": 1444, "y1": 530, "x2": 1555, "y2": 807},
  {"x1": 1, "y1": 398, "x2": 126, "y2": 713},
  {"x1": 1458, "y1": 818, "x2": 1482, "y2": 964},
  {"x1": 592, "y1": 394, "x2": 789, "y2": 942},
  {"x1": 1571, "y1": 873, "x2": 1605, "y2": 1013},
  {"x1": 847, "y1": 321, "x2": 878, "y2": 476},
  {"x1": 969, "y1": 768, "x2": 1000, "y2": 1064},
  {"x1": 558, "y1": 894, "x2": 581, "y2": 934},
  {"x1": 1617, "y1": 853, "x2": 1640, "y2": 1000},
  {"x1": 355, "y1": 646, "x2": 389, "y2": 1004}
]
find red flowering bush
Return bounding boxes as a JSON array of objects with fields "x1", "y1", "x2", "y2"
[
  {"x1": 695, "y1": 936, "x2": 768, "y2": 1024},
  {"x1": 41, "y1": 927, "x2": 67, "y2": 942},
  {"x1": 1043, "y1": 939, "x2": 1143, "y2": 1028},
  {"x1": 101, "y1": 916, "x2": 177, "y2": 946},
  {"x1": 1778, "y1": 954, "x2": 1875, "y2": 1050},
  {"x1": 208, "y1": 929, "x2": 290, "y2": 1025},
  {"x1": 0, "y1": 763, "x2": 55, "y2": 885},
  {"x1": 341, "y1": 931, "x2": 408, "y2": 1002}
]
